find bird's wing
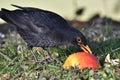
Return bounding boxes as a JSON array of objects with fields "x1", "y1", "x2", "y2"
[
  {"x1": 1, "y1": 5, "x2": 70, "y2": 34},
  {"x1": 11, "y1": 4, "x2": 69, "y2": 28}
]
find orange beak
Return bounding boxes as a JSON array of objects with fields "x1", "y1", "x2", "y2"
[{"x1": 80, "y1": 44, "x2": 92, "y2": 54}]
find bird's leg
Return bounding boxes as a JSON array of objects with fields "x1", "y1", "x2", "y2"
[
  {"x1": 42, "y1": 47, "x2": 54, "y2": 61},
  {"x1": 28, "y1": 46, "x2": 39, "y2": 62}
]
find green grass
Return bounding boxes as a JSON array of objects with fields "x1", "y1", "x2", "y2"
[{"x1": 0, "y1": 34, "x2": 120, "y2": 80}]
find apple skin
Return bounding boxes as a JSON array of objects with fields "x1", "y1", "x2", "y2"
[{"x1": 63, "y1": 52, "x2": 100, "y2": 70}]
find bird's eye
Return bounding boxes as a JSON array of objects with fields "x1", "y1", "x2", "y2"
[{"x1": 76, "y1": 37, "x2": 82, "y2": 43}]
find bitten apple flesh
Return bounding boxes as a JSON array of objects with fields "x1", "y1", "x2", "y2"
[{"x1": 63, "y1": 52, "x2": 100, "y2": 70}]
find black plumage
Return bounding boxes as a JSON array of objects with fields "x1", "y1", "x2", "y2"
[{"x1": 0, "y1": 5, "x2": 91, "y2": 62}]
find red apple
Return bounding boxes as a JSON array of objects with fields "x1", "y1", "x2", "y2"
[{"x1": 63, "y1": 52, "x2": 100, "y2": 70}]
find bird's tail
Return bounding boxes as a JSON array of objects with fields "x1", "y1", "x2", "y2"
[
  {"x1": 0, "y1": 8, "x2": 9, "y2": 16},
  {"x1": 0, "y1": 7, "x2": 35, "y2": 32},
  {"x1": 0, "y1": 4, "x2": 24, "y2": 19},
  {"x1": 0, "y1": 11, "x2": 2, "y2": 18},
  {"x1": 0, "y1": 8, "x2": 14, "y2": 23}
]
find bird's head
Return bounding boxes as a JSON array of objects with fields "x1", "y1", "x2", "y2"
[
  {"x1": 75, "y1": 36, "x2": 92, "y2": 54},
  {"x1": 68, "y1": 27, "x2": 92, "y2": 54}
]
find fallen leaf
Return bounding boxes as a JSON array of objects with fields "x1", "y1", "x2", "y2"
[{"x1": 104, "y1": 54, "x2": 119, "y2": 67}]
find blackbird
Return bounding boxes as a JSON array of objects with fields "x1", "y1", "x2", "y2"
[{"x1": 0, "y1": 4, "x2": 92, "y2": 62}]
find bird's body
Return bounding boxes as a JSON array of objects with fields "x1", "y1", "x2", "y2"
[
  {"x1": 0, "y1": 5, "x2": 92, "y2": 62},
  {"x1": 0, "y1": 5, "x2": 86, "y2": 48}
]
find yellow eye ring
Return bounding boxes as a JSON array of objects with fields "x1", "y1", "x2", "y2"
[{"x1": 76, "y1": 37, "x2": 82, "y2": 43}]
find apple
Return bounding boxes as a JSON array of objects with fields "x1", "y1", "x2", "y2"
[{"x1": 63, "y1": 52, "x2": 100, "y2": 70}]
